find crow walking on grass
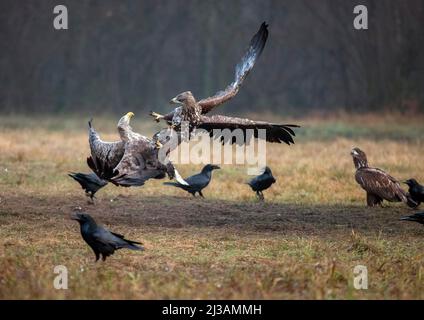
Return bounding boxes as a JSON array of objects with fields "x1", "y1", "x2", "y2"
[
  {"x1": 68, "y1": 172, "x2": 108, "y2": 201},
  {"x1": 404, "y1": 179, "x2": 424, "y2": 207},
  {"x1": 71, "y1": 212, "x2": 144, "y2": 262},
  {"x1": 400, "y1": 212, "x2": 424, "y2": 225},
  {"x1": 247, "y1": 166, "x2": 276, "y2": 201},
  {"x1": 163, "y1": 164, "x2": 220, "y2": 198}
]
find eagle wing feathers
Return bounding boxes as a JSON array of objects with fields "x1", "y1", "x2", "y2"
[
  {"x1": 198, "y1": 22, "x2": 269, "y2": 113},
  {"x1": 355, "y1": 167, "x2": 409, "y2": 203},
  {"x1": 197, "y1": 114, "x2": 299, "y2": 145}
]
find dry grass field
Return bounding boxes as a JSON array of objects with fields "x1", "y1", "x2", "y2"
[{"x1": 0, "y1": 113, "x2": 424, "y2": 299}]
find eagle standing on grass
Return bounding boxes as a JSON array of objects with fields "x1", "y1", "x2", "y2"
[
  {"x1": 350, "y1": 147, "x2": 417, "y2": 207},
  {"x1": 150, "y1": 22, "x2": 299, "y2": 145},
  {"x1": 87, "y1": 112, "x2": 187, "y2": 187}
]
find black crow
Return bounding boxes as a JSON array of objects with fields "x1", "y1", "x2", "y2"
[
  {"x1": 400, "y1": 212, "x2": 424, "y2": 225},
  {"x1": 68, "y1": 172, "x2": 108, "y2": 201},
  {"x1": 404, "y1": 179, "x2": 424, "y2": 207},
  {"x1": 247, "y1": 166, "x2": 276, "y2": 201},
  {"x1": 163, "y1": 164, "x2": 220, "y2": 198},
  {"x1": 71, "y1": 212, "x2": 144, "y2": 261}
]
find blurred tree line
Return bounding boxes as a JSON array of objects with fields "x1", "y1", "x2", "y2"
[{"x1": 1, "y1": 0, "x2": 423, "y2": 116}]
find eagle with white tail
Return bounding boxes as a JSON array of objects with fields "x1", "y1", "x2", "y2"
[{"x1": 87, "y1": 112, "x2": 187, "y2": 187}]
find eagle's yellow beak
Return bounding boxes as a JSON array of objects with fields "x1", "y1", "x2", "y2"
[{"x1": 126, "y1": 112, "x2": 135, "y2": 118}]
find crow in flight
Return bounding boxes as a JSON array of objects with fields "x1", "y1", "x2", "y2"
[
  {"x1": 247, "y1": 166, "x2": 276, "y2": 201},
  {"x1": 68, "y1": 172, "x2": 108, "y2": 201},
  {"x1": 71, "y1": 212, "x2": 144, "y2": 261},
  {"x1": 163, "y1": 164, "x2": 220, "y2": 198},
  {"x1": 400, "y1": 212, "x2": 424, "y2": 225},
  {"x1": 404, "y1": 178, "x2": 424, "y2": 207}
]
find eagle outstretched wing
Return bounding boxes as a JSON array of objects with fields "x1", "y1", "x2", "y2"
[
  {"x1": 355, "y1": 167, "x2": 410, "y2": 203},
  {"x1": 87, "y1": 118, "x2": 188, "y2": 187},
  {"x1": 88, "y1": 119, "x2": 125, "y2": 170},
  {"x1": 198, "y1": 22, "x2": 269, "y2": 113},
  {"x1": 197, "y1": 114, "x2": 299, "y2": 144}
]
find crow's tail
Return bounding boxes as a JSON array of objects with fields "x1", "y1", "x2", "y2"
[
  {"x1": 163, "y1": 182, "x2": 184, "y2": 188},
  {"x1": 406, "y1": 195, "x2": 419, "y2": 208},
  {"x1": 124, "y1": 240, "x2": 144, "y2": 251}
]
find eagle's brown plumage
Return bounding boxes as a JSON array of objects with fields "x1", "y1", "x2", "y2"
[
  {"x1": 351, "y1": 147, "x2": 416, "y2": 207},
  {"x1": 198, "y1": 114, "x2": 298, "y2": 145},
  {"x1": 150, "y1": 22, "x2": 299, "y2": 145},
  {"x1": 197, "y1": 22, "x2": 269, "y2": 112},
  {"x1": 87, "y1": 113, "x2": 187, "y2": 187}
]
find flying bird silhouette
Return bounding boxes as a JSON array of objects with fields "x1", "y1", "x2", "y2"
[
  {"x1": 400, "y1": 212, "x2": 424, "y2": 225},
  {"x1": 71, "y1": 212, "x2": 144, "y2": 261},
  {"x1": 163, "y1": 164, "x2": 220, "y2": 198},
  {"x1": 150, "y1": 22, "x2": 299, "y2": 145},
  {"x1": 68, "y1": 172, "x2": 108, "y2": 201},
  {"x1": 247, "y1": 166, "x2": 276, "y2": 201},
  {"x1": 404, "y1": 178, "x2": 424, "y2": 207},
  {"x1": 351, "y1": 147, "x2": 417, "y2": 207}
]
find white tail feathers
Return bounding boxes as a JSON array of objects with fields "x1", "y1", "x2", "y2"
[{"x1": 174, "y1": 169, "x2": 189, "y2": 186}]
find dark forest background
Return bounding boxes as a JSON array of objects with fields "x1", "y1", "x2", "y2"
[{"x1": 1, "y1": 0, "x2": 423, "y2": 116}]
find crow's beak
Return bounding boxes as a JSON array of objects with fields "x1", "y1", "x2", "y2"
[
  {"x1": 400, "y1": 216, "x2": 414, "y2": 221},
  {"x1": 212, "y1": 165, "x2": 221, "y2": 170},
  {"x1": 71, "y1": 213, "x2": 81, "y2": 221},
  {"x1": 170, "y1": 97, "x2": 180, "y2": 105}
]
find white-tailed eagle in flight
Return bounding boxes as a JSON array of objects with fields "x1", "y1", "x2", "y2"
[{"x1": 150, "y1": 22, "x2": 299, "y2": 145}]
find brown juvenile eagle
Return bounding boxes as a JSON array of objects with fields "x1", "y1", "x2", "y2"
[
  {"x1": 351, "y1": 147, "x2": 416, "y2": 207},
  {"x1": 86, "y1": 112, "x2": 187, "y2": 187},
  {"x1": 150, "y1": 22, "x2": 299, "y2": 145}
]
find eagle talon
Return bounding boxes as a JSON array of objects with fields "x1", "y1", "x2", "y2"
[{"x1": 150, "y1": 111, "x2": 164, "y2": 123}]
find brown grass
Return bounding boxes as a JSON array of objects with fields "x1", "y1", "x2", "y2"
[{"x1": 0, "y1": 114, "x2": 423, "y2": 299}]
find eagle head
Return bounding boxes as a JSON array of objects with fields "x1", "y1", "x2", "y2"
[
  {"x1": 170, "y1": 91, "x2": 196, "y2": 107},
  {"x1": 117, "y1": 112, "x2": 135, "y2": 125},
  {"x1": 351, "y1": 147, "x2": 368, "y2": 169},
  {"x1": 117, "y1": 112, "x2": 136, "y2": 141}
]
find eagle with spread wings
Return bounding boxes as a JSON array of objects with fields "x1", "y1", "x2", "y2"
[
  {"x1": 86, "y1": 112, "x2": 187, "y2": 187},
  {"x1": 150, "y1": 22, "x2": 299, "y2": 145},
  {"x1": 351, "y1": 147, "x2": 417, "y2": 207}
]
